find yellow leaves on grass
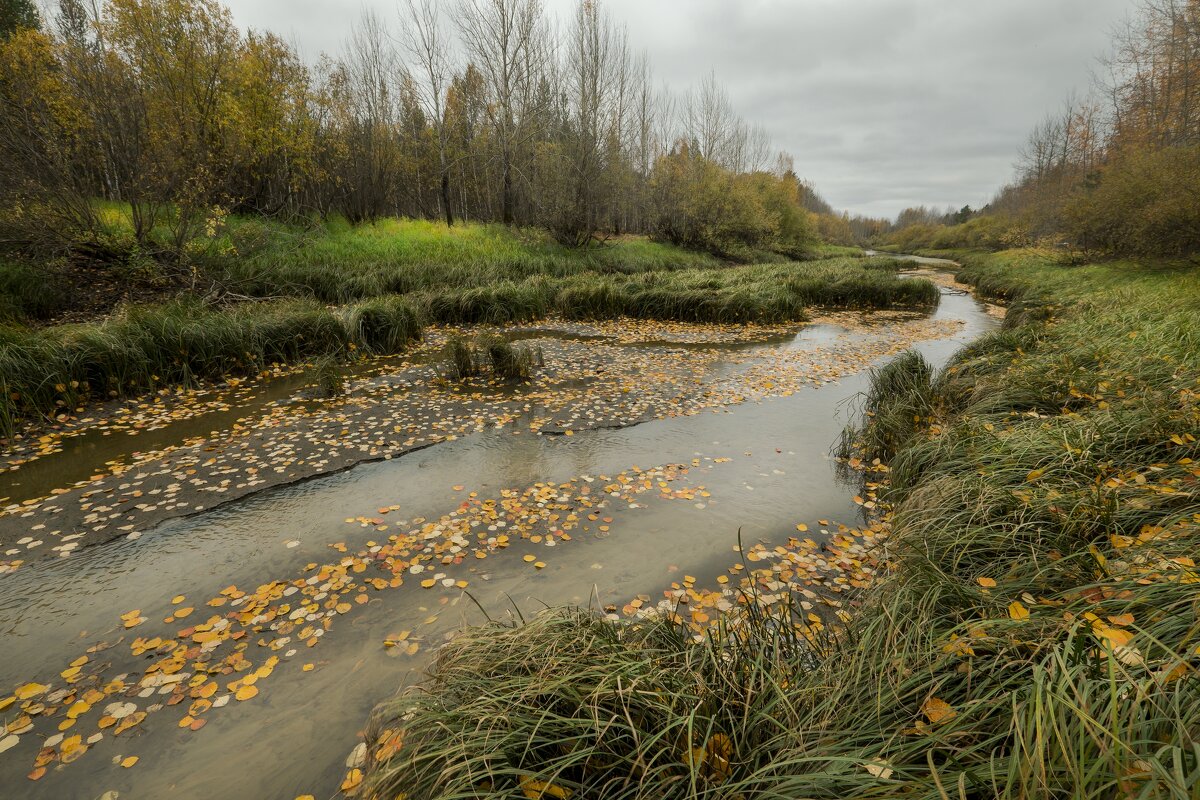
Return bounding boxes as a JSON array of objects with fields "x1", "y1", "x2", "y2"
[
  {"x1": 341, "y1": 768, "x2": 363, "y2": 794},
  {"x1": 1008, "y1": 601, "x2": 1030, "y2": 621},
  {"x1": 681, "y1": 733, "x2": 732, "y2": 784},
  {"x1": 976, "y1": 576, "x2": 996, "y2": 588}
]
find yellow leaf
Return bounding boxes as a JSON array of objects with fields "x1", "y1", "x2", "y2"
[
  {"x1": 519, "y1": 775, "x2": 572, "y2": 799},
  {"x1": 14, "y1": 683, "x2": 46, "y2": 700},
  {"x1": 121, "y1": 756, "x2": 138, "y2": 768},
  {"x1": 1008, "y1": 601, "x2": 1030, "y2": 621},
  {"x1": 341, "y1": 768, "x2": 363, "y2": 793},
  {"x1": 921, "y1": 696, "x2": 956, "y2": 724},
  {"x1": 863, "y1": 760, "x2": 894, "y2": 779},
  {"x1": 1025, "y1": 468, "x2": 1044, "y2": 482},
  {"x1": 1094, "y1": 625, "x2": 1134, "y2": 648},
  {"x1": 976, "y1": 577, "x2": 996, "y2": 588},
  {"x1": 235, "y1": 685, "x2": 258, "y2": 701}
]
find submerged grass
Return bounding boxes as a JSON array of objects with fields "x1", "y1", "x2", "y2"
[
  {"x1": 363, "y1": 249, "x2": 1200, "y2": 799},
  {"x1": 442, "y1": 334, "x2": 543, "y2": 382}
]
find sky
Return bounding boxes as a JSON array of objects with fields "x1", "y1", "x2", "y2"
[{"x1": 220, "y1": 0, "x2": 1137, "y2": 219}]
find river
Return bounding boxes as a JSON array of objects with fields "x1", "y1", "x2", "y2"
[{"x1": 0, "y1": 265, "x2": 996, "y2": 799}]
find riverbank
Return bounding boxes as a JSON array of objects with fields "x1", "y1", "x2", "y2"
[
  {"x1": 361, "y1": 249, "x2": 1199, "y2": 799},
  {"x1": 1, "y1": 228, "x2": 932, "y2": 442}
]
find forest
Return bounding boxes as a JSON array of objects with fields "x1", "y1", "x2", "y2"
[{"x1": 0, "y1": 0, "x2": 838, "y2": 267}]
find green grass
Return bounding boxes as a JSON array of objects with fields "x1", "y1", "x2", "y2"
[
  {"x1": 363, "y1": 249, "x2": 1200, "y2": 799},
  {"x1": 0, "y1": 209, "x2": 938, "y2": 437},
  {"x1": 0, "y1": 259, "x2": 65, "y2": 323},
  {"x1": 407, "y1": 260, "x2": 938, "y2": 326},
  {"x1": 207, "y1": 217, "x2": 725, "y2": 303}
]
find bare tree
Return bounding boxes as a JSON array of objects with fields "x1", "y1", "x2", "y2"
[
  {"x1": 456, "y1": 0, "x2": 548, "y2": 225},
  {"x1": 401, "y1": 0, "x2": 455, "y2": 226},
  {"x1": 332, "y1": 10, "x2": 404, "y2": 222}
]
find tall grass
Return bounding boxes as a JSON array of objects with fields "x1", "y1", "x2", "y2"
[
  {"x1": 363, "y1": 250, "x2": 1200, "y2": 799},
  {"x1": 407, "y1": 260, "x2": 937, "y2": 327},
  {"x1": 441, "y1": 334, "x2": 542, "y2": 382},
  {"x1": 0, "y1": 296, "x2": 422, "y2": 438},
  {"x1": 0, "y1": 259, "x2": 65, "y2": 322}
]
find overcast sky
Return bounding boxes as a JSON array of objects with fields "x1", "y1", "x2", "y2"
[{"x1": 221, "y1": 0, "x2": 1137, "y2": 219}]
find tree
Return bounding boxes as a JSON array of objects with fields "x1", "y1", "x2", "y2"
[
  {"x1": 0, "y1": 0, "x2": 39, "y2": 38},
  {"x1": 402, "y1": 0, "x2": 455, "y2": 226},
  {"x1": 0, "y1": 27, "x2": 97, "y2": 248},
  {"x1": 456, "y1": 0, "x2": 548, "y2": 225}
]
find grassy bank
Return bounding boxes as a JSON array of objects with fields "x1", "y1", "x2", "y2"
[
  {"x1": 0, "y1": 211, "x2": 939, "y2": 438},
  {"x1": 0, "y1": 296, "x2": 421, "y2": 439},
  {"x1": 361, "y1": 249, "x2": 1199, "y2": 799}
]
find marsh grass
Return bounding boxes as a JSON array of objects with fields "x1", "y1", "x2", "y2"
[
  {"x1": 442, "y1": 334, "x2": 543, "y2": 382},
  {"x1": 0, "y1": 296, "x2": 421, "y2": 439},
  {"x1": 0, "y1": 213, "x2": 944, "y2": 436},
  {"x1": 309, "y1": 353, "x2": 345, "y2": 398},
  {"x1": 363, "y1": 250, "x2": 1200, "y2": 799},
  {"x1": 443, "y1": 336, "x2": 480, "y2": 381}
]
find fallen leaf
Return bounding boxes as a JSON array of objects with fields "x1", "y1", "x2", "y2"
[{"x1": 921, "y1": 696, "x2": 956, "y2": 725}]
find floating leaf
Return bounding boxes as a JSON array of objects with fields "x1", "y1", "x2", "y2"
[{"x1": 14, "y1": 683, "x2": 47, "y2": 700}]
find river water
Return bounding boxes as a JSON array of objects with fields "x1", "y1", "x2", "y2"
[{"x1": 0, "y1": 266, "x2": 996, "y2": 800}]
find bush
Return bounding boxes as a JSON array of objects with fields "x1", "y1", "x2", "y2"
[{"x1": 1064, "y1": 145, "x2": 1200, "y2": 257}]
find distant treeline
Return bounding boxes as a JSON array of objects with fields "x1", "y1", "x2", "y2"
[
  {"x1": 0, "y1": 0, "x2": 851, "y2": 261},
  {"x1": 888, "y1": 0, "x2": 1200, "y2": 258}
]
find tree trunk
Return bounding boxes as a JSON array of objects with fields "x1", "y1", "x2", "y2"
[
  {"x1": 501, "y1": 153, "x2": 514, "y2": 225},
  {"x1": 441, "y1": 168, "x2": 454, "y2": 227}
]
